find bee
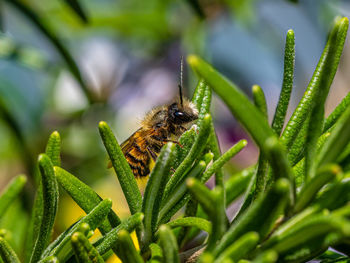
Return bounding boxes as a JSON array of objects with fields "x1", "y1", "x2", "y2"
[{"x1": 116, "y1": 59, "x2": 198, "y2": 191}]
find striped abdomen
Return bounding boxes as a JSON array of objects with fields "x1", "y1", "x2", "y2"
[{"x1": 121, "y1": 128, "x2": 166, "y2": 178}]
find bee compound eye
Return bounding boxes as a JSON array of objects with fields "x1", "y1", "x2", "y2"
[{"x1": 174, "y1": 111, "x2": 184, "y2": 117}]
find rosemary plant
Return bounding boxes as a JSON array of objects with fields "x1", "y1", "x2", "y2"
[{"x1": 1, "y1": 16, "x2": 350, "y2": 263}]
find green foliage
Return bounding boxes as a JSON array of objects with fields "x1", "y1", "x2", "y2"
[
  {"x1": 30, "y1": 154, "x2": 59, "y2": 263},
  {"x1": 158, "y1": 225, "x2": 180, "y2": 263},
  {"x1": 115, "y1": 230, "x2": 143, "y2": 263},
  {"x1": 0, "y1": 175, "x2": 26, "y2": 219},
  {"x1": 271, "y1": 29, "x2": 295, "y2": 137},
  {"x1": 0, "y1": 236, "x2": 21, "y2": 263},
  {"x1": 42, "y1": 199, "x2": 112, "y2": 261},
  {"x1": 54, "y1": 166, "x2": 120, "y2": 233},
  {"x1": 0, "y1": 13, "x2": 350, "y2": 263},
  {"x1": 71, "y1": 231, "x2": 104, "y2": 263}
]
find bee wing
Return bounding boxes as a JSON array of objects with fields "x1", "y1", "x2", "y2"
[
  {"x1": 107, "y1": 129, "x2": 142, "y2": 168},
  {"x1": 121, "y1": 129, "x2": 143, "y2": 153}
]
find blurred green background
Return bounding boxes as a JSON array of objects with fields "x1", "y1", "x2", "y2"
[{"x1": 0, "y1": 0, "x2": 349, "y2": 259}]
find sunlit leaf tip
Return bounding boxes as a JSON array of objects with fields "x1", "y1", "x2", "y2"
[
  {"x1": 98, "y1": 121, "x2": 107, "y2": 128},
  {"x1": 252, "y1": 84, "x2": 261, "y2": 93}
]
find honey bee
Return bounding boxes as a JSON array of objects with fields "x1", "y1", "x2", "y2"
[{"x1": 116, "y1": 59, "x2": 198, "y2": 190}]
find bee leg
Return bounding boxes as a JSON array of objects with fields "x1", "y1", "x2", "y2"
[
  {"x1": 179, "y1": 125, "x2": 187, "y2": 133},
  {"x1": 147, "y1": 146, "x2": 158, "y2": 162}
]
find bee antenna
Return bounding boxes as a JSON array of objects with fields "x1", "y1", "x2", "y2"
[{"x1": 178, "y1": 56, "x2": 184, "y2": 107}]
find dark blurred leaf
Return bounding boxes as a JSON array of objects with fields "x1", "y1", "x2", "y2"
[
  {"x1": 0, "y1": 175, "x2": 26, "y2": 220},
  {"x1": 4, "y1": 0, "x2": 93, "y2": 103},
  {"x1": 185, "y1": 0, "x2": 205, "y2": 18},
  {"x1": 62, "y1": 0, "x2": 88, "y2": 23}
]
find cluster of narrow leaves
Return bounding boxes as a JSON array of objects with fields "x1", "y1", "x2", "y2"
[{"x1": 1, "y1": 16, "x2": 350, "y2": 263}]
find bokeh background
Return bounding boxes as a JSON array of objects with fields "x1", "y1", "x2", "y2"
[{"x1": 0, "y1": 0, "x2": 349, "y2": 259}]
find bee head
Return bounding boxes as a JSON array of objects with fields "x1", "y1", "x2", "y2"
[{"x1": 168, "y1": 99, "x2": 198, "y2": 125}]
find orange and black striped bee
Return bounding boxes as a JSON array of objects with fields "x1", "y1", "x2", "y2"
[{"x1": 119, "y1": 59, "x2": 198, "y2": 191}]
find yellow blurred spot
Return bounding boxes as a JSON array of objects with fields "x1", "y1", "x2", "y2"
[
  {"x1": 106, "y1": 231, "x2": 139, "y2": 263},
  {"x1": 107, "y1": 254, "x2": 122, "y2": 263}
]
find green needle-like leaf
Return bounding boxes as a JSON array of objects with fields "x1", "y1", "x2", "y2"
[
  {"x1": 142, "y1": 143, "x2": 176, "y2": 248},
  {"x1": 272, "y1": 29, "x2": 295, "y2": 136},
  {"x1": 305, "y1": 17, "x2": 349, "y2": 179},
  {"x1": 115, "y1": 230, "x2": 143, "y2": 263},
  {"x1": 173, "y1": 126, "x2": 197, "y2": 168},
  {"x1": 208, "y1": 122, "x2": 224, "y2": 185},
  {"x1": 54, "y1": 166, "x2": 120, "y2": 233},
  {"x1": 281, "y1": 232, "x2": 343, "y2": 262},
  {"x1": 262, "y1": 214, "x2": 350, "y2": 255},
  {"x1": 163, "y1": 114, "x2": 211, "y2": 201},
  {"x1": 215, "y1": 178, "x2": 290, "y2": 256},
  {"x1": 197, "y1": 82, "x2": 212, "y2": 120},
  {"x1": 159, "y1": 152, "x2": 213, "y2": 226},
  {"x1": 192, "y1": 78, "x2": 206, "y2": 107},
  {"x1": 225, "y1": 168, "x2": 254, "y2": 206},
  {"x1": 252, "y1": 85, "x2": 268, "y2": 119},
  {"x1": 201, "y1": 140, "x2": 247, "y2": 184},
  {"x1": 187, "y1": 178, "x2": 215, "y2": 215},
  {"x1": 166, "y1": 217, "x2": 211, "y2": 234},
  {"x1": 25, "y1": 131, "x2": 61, "y2": 261},
  {"x1": 287, "y1": 117, "x2": 309, "y2": 166},
  {"x1": 30, "y1": 154, "x2": 59, "y2": 263},
  {"x1": 0, "y1": 175, "x2": 26, "y2": 219},
  {"x1": 71, "y1": 232, "x2": 105, "y2": 263},
  {"x1": 40, "y1": 256, "x2": 59, "y2": 262},
  {"x1": 149, "y1": 243, "x2": 163, "y2": 263},
  {"x1": 45, "y1": 131, "x2": 61, "y2": 167},
  {"x1": 314, "y1": 180, "x2": 350, "y2": 211},
  {"x1": 252, "y1": 250, "x2": 278, "y2": 263},
  {"x1": 188, "y1": 56, "x2": 292, "y2": 199},
  {"x1": 215, "y1": 232, "x2": 259, "y2": 263},
  {"x1": 338, "y1": 141, "x2": 350, "y2": 163},
  {"x1": 332, "y1": 204, "x2": 350, "y2": 218},
  {"x1": 316, "y1": 101, "x2": 350, "y2": 169},
  {"x1": 199, "y1": 252, "x2": 215, "y2": 263},
  {"x1": 188, "y1": 55, "x2": 280, "y2": 155},
  {"x1": 192, "y1": 79, "x2": 223, "y2": 189},
  {"x1": 295, "y1": 164, "x2": 341, "y2": 213},
  {"x1": 253, "y1": 155, "x2": 269, "y2": 201},
  {"x1": 265, "y1": 137, "x2": 295, "y2": 203},
  {"x1": 96, "y1": 212, "x2": 144, "y2": 255},
  {"x1": 280, "y1": 17, "x2": 348, "y2": 150},
  {"x1": 43, "y1": 199, "x2": 112, "y2": 261},
  {"x1": 158, "y1": 225, "x2": 180, "y2": 263},
  {"x1": 71, "y1": 232, "x2": 104, "y2": 263},
  {"x1": 293, "y1": 131, "x2": 331, "y2": 187},
  {"x1": 252, "y1": 84, "x2": 269, "y2": 200},
  {"x1": 202, "y1": 152, "x2": 215, "y2": 165},
  {"x1": 0, "y1": 237, "x2": 21, "y2": 263},
  {"x1": 71, "y1": 234, "x2": 90, "y2": 262},
  {"x1": 99, "y1": 121, "x2": 142, "y2": 214},
  {"x1": 324, "y1": 91, "x2": 350, "y2": 132},
  {"x1": 194, "y1": 83, "x2": 226, "y2": 203},
  {"x1": 158, "y1": 161, "x2": 207, "y2": 225},
  {"x1": 187, "y1": 179, "x2": 226, "y2": 251}
]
